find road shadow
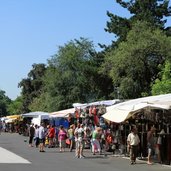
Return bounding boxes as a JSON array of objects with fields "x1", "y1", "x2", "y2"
[{"x1": 83, "y1": 155, "x2": 109, "y2": 160}]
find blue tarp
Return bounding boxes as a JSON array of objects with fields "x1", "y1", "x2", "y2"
[{"x1": 50, "y1": 118, "x2": 69, "y2": 128}]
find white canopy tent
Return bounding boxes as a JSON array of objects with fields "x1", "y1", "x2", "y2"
[
  {"x1": 73, "y1": 99, "x2": 120, "y2": 109},
  {"x1": 5, "y1": 118, "x2": 16, "y2": 124},
  {"x1": 49, "y1": 108, "x2": 75, "y2": 118},
  {"x1": 102, "y1": 94, "x2": 171, "y2": 123},
  {"x1": 21, "y1": 111, "x2": 49, "y2": 118},
  {"x1": 72, "y1": 103, "x2": 88, "y2": 109},
  {"x1": 0, "y1": 117, "x2": 8, "y2": 122},
  {"x1": 21, "y1": 111, "x2": 49, "y2": 126}
]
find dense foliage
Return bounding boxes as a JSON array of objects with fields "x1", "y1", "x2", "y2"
[
  {"x1": 18, "y1": 63, "x2": 47, "y2": 113},
  {"x1": 102, "y1": 0, "x2": 171, "y2": 98},
  {"x1": 0, "y1": 90, "x2": 11, "y2": 116},
  {"x1": 152, "y1": 60, "x2": 171, "y2": 95},
  {"x1": 102, "y1": 21, "x2": 171, "y2": 98},
  {"x1": 29, "y1": 38, "x2": 112, "y2": 112}
]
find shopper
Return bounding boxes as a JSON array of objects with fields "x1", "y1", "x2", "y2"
[
  {"x1": 127, "y1": 126, "x2": 140, "y2": 165},
  {"x1": 48, "y1": 125, "x2": 55, "y2": 148},
  {"x1": 28, "y1": 124, "x2": 35, "y2": 147},
  {"x1": 67, "y1": 124, "x2": 75, "y2": 152},
  {"x1": 38, "y1": 122, "x2": 46, "y2": 152},
  {"x1": 74, "y1": 123, "x2": 85, "y2": 158},
  {"x1": 147, "y1": 126, "x2": 156, "y2": 165},
  {"x1": 34, "y1": 125, "x2": 39, "y2": 148},
  {"x1": 91, "y1": 127, "x2": 102, "y2": 155},
  {"x1": 58, "y1": 125, "x2": 67, "y2": 152}
]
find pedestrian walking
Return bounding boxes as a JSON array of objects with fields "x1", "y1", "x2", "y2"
[
  {"x1": 34, "y1": 125, "x2": 39, "y2": 148},
  {"x1": 38, "y1": 123, "x2": 46, "y2": 152},
  {"x1": 28, "y1": 124, "x2": 35, "y2": 147},
  {"x1": 147, "y1": 126, "x2": 156, "y2": 165},
  {"x1": 74, "y1": 123, "x2": 85, "y2": 158},
  {"x1": 127, "y1": 126, "x2": 140, "y2": 165},
  {"x1": 91, "y1": 127, "x2": 102, "y2": 155},
  {"x1": 58, "y1": 125, "x2": 67, "y2": 152},
  {"x1": 67, "y1": 124, "x2": 75, "y2": 152},
  {"x1": 47, "y1": 125, "x2": 55, "y2": 148}
]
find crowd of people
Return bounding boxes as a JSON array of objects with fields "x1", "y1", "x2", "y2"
[
  {"x1": 23, "y1": 105, "x2": 127, "y2": 158},
  {"x1": 24, "y1": 118, "x2": 167, "y2": 166},
  {"x1": 26, "y1": 121, "x2": 114, "y2": 158},
  {"x1": 0, "y1": 105, "x2": 168, "y2": 165}
]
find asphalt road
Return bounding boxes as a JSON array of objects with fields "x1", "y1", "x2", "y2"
[{"x1": 0, "y1": 133, "x2": 170, "y2": 171}]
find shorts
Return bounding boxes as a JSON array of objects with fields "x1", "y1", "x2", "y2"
[
  {"x1": 59, "y1": 140, "x2": 66, "y2": 148},
  {"x1": 39, "y1": 138, "x2": 45, "y2": 144},
  {"x1": 147, "y1": 143, "x2": 155, "y2": 155}
]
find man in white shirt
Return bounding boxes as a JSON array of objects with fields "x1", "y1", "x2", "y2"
[
  {"x1": 38, "y1": 123, "x2": 45, "y2": 152},
  {"x1": 127, "y1": 126, "x2": 140, "y2": 165}
]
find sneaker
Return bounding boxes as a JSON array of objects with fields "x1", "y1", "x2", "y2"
[
  {"x1": 80, "y1": 155, "x2": 85, "y2": 159},
  {"x1": 147, "y1": 162, "x2": 153, "y2": 165}
]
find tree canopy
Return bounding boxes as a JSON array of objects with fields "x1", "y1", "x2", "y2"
[
  {"x1": 101, "y1": 0, "x2": 171, "y2": 98},
  {"x1": 102, "y1": 21, "x2": 171, "y2": 99},
  {"x1": 29, "y1": 38, "x2": 113, "y2": 112},
  {"x1": 0, "y1": 90, "x2": 11, "y2": 116},
  {"x1": 18, "y1": 63, "x2": 47, "y2": 113},
  {"x1": 152, "y1": 60, "x2": 171, "y2": 95},
  {"x1": 105, "y1": 0, "x2": 171, "y2": 43}
]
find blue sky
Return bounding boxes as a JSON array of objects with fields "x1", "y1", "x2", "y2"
[{"x1": 0, "y1": 0, "x2": 170, "y2": 100}]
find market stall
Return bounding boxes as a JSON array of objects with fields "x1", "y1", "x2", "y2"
[
  {"x1": 102, "y1": 94, "x2": 171, "y2": 164},
  {"x1": 21, "y1": 111, "x2": 49, "y2": 126},
  {"x1": 49, "y1": 108, "x2": 75, "y2": 128}
]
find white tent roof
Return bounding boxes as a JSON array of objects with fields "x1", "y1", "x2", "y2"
[
  {"x1": 21, "y1": 111, "x2": 49, "y2": 118},
  {"x1": 0, "y1": 117, "x2": 7, "y2": 121},
  {"x1": 49, "y1": 108, "x2": 75, "y2": 118},
  {"x1": 72, "y1": 103, "x2": 88, "y2": 109},
  {"x1": 73, "y1": 99, "x2": 120, "y2": 108},
  {"x1": 102, "y1": 94, "x2": 171, "y2": 123}
]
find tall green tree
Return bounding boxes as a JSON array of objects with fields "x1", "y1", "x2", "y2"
[
  {"x1": 0, "y1": 90, "x2": 11, "y2": 116},
  {"x1": 30, "y1": 38, "x2": 109, "y2": 112},
  {"x1": 29, "y1": 67, "x2": 59, "y2": 112},
  {"x1": 46, "y1": 38, "x2": 99, "y2": 110},
  {"x1": 7, "y1": 96, "x2": 23, "y2": 115},
  {"x1": 102, "y1": 21, "x2": 171, "y2": 99},
  {"x1": 152, "y1": 60, "x2": 171, "y2": 95},
  {"x1": 105, "y1": 0, "x2": 171, "y2": 43},
  {"x1": 18, "y1": 63, "x2": 47, "y2": 113},
  {"x1": 101, "y1": 0, "x2": 171, "y2": 99}
]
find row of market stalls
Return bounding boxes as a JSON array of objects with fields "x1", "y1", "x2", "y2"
[
  {"x1": 0, "y1": 99, "x2": 120, "y2": 129},
  {"x1": 1, "y1": 94, "x2": 171, "y2": 164},
  {"x1": 103, "y1": 93, "x2": 171, "y2": 165},
  {"x1": 1, "y1": 115, "x2": 22, "y2": 124},
  {"x1": 23, "y1": 99, "x2": 120, "y2": 127},
  {"x1": 1, "y1": 95, "x2": 171, "y2": 129}
]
